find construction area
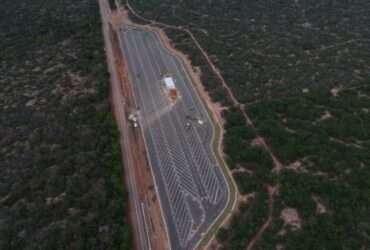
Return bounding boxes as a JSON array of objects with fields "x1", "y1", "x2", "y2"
[
  {"x1": 99, "y1": 1, "x2": 234, "y2": 249},
  {"x1": 118, "y1": 24, "x2": 230, "y2": 250}
]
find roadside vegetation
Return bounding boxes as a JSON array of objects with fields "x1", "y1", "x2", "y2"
[
  {"x1": 126, "y1": 0, "x2": 370, "y2": 249},
  {"x1": 0, "y1": 0, "x2": 131, "y2": 249}
]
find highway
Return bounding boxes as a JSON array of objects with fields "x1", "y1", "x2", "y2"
[
  {"x1": 118, "y1": 25, "x2": 230, "y2": 250},
  {"x1": 98, "y1": 1, "x2": 151, "y2": 249}
]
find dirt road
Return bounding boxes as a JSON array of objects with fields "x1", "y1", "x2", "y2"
[{"x1": 98, "y1": 1, "x2": 169, "y2": 249}]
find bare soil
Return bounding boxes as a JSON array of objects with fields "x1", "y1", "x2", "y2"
[
  {"x1": 207, "y1": 239, "x2": 223, "y2": 250},
  {"x1": 280, "y1": 207, "x2": 302, "y2": 231},
  {"x1": 112, "y1": 19, "x2": 169, "y2": 250},
  {"x1": 312, "y1": 195, "x2": 328, "y2": 215},
  {"x1": 285, "y1": 160, "x2": 307, "y2": 173},
  {"x1": 99, "y1": 3, "x2": 169, "y2": 249},
  {"x1": 330, "y1": 86, "x2": 343, "y2": 96}
]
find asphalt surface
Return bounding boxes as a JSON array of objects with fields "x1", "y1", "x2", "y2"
[
  {"x1": 118, "y1": 25, "x2": 229, "y2": 250},
  {"x1": 99, "y1": 2, "x2": 150, "y2": 249}
]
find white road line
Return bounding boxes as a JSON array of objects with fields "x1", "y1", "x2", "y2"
[
  {"x1": 141, "y1": 202, "x2": 152, "y2": 250},
  {"x1": 98, "y1": 4, "x2": 149, "y2": 249},
  {"x1": 150, "y1": 31, "x2": 224, "y2": 205},
  {"x1": 118, "y1": 24, "x2": 233, "y2": 250},
  {"x1": 150, "y1": 30, "x2": 233, "y2": 250},
  {"x1": 117, "y1": 25, "x2": 173, "y2": 250},
  {"x1": 125, "y1": 31, "x2": 193, "y2": 247}
]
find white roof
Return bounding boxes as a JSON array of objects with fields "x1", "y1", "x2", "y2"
[{"x1": 164, "y1": 77, "x2": 176, "y2": 89}]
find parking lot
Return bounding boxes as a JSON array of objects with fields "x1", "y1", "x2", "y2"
[{"x1": 118, "y1": 25, "x2": 229, "y2": 250}]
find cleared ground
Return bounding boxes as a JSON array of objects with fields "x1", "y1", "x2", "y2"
[{"x1": 118, "y1": 25, "x2": 230, "y2": 250}]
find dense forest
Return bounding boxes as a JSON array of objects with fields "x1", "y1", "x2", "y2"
[
  {"x1": 127, "y1": 0, "x2": 370, "y2": 249},
  {"x1": 0, "y1": 0, "x2": 131, "y2": 249}
]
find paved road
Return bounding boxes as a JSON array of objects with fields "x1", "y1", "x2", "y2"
[
  {"x1": 98, "y1": 1, "x2": 151, "y2": 249},
  {"x1": 118, "y1": 25, "x2": 229, "y2": 250}
]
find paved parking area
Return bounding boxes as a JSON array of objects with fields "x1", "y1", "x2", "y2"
[{"x1": 118, "y1": 25, "x2": 229, "y2": 250}]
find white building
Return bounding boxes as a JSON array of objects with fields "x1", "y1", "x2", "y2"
[
  {"x1": 164, "y1": 76, "x2": 176, "y2": 90},
  {"x1": 163, "y1": 76, "x2": 178, "y2": 100}
]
